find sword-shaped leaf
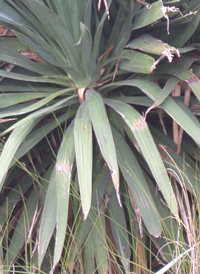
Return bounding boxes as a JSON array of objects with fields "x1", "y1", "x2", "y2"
[
  {"x1": 0, "y1": 42, "x2": 55, "y2": 76},
  {"x1": 0, "y1": 69, "x2": 70, "y2": 85},
  {"x1": 85, "y1": 89, "x2": 121, "y2": 206},
  {"x1": 108, "y1": 186, "x2": 131, "y2": 271},
  {"x1": 0, "y1": 95, "x2": 77, "y2": 136},
  {"x1": 53, "y1": 121, "x2": 75, "y2": 267},
  {"x1": 21, "y1": 0, "x2": 80, "y2": 74},
  {"x1": 112, "y1": 126, "x2": 161, "y2": 237},
  {"x1": 0, "y1": 118, "x2": 40, "y2": 191},
  {"x1": 0, "y1": 92, "x2": 49, "y2": 109},
  {"x1": 68, "y1": 166, "x2": 111, "y2": 267},
  {"x1": 74, "y1": 101, "x2": 92, "y2": 219},
  {"x1": 38, "y1": 167, "x2": 57, "y2": 268},
  {"x1": 104, "y1": 98, "x2": 178, "y2": 215},
  {"x1": 170, "y1": 11, "x2": 200, "y2": 48},
  {"x1": 76, "y1": 23, "x2": 93, "y2": 78},
  {"x1": 92, "y1": 209, "x2": 108, "y2": 274}
]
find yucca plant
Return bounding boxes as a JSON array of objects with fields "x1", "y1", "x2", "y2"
[{"x1": 0, "y1": 0, "x2": 200, "y2": 273}]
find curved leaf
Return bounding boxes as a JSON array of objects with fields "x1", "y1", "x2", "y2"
[
  {"x1": 112, "y1": 126, "x2": 161, "y2": 237},
  {"x1": 104, "y1": 98, "x2": 178, "y2": 215},
  {"x1": 0, "y1": 118, "x2": 41, "y2": 191}
]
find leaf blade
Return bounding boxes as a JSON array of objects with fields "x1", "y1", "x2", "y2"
[
  {"x1": 86, "y1": 89, "x2": 121, "y2": 205},
  {"x1": 104, "y1": 98, "x2": 178, "y2": 215},
  {"x1": 53, "y1": 121, "x2": 75, "y2": 266},
  {"x1": 74, "y1": 101, "x2": 92, "y2": 219}
]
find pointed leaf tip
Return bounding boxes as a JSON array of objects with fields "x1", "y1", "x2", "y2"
[
  {"x1": 116, "y1": 191, "x2": 122, "y2": 207},
  {"x1": 83, "y1": 210, "x2": 89, "y2": 220}
]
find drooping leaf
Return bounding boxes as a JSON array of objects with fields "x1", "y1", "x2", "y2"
[
  {"x1": 85, "y1": 89, "x2": 121, "y2": 205},
  {"x1": 0, "y1": 88, "x2": 74, "y2": 119},
  {"x1": 74, "y1": 101, "x2": 92, "y2": 219},
  {"x1": 0, "y1": 95, "x2": 77, "y2": 135},
  {"x1": 101, "y1": 79, "x2": 200, "y2": 146},
  {"x1": 0, "y1": 118, "x2": 41, "y2": 191},
  {"x1": 112, "y1": 126, "x2": 161, "y2": 237},
  {"x1": 0, "y1": 42, "x2": 56, "y2": 75},
  {"x1": 104, "y1": 98, "x2": 178, "y2": 215},
  {"x1": 53, "y1": 121, "x2": 75, "y2": 267}
]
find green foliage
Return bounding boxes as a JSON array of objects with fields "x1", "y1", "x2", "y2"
[{"x1": 0, "y1": 0, "x2": 200, "y2": 273}]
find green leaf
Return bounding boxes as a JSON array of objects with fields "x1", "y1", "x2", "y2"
[
  {"x1": 38, "y1": 166, "x2": 57, "y2": 268},
  {"x1": 6, "y1": 110, "x2": 76, "y2": 171},
  {"x1": 119, "y1": 49, "x2": 155, "y2": 74},
  {"x1": 0, "y1": 69, "x2": 70, "y2": 85},
  {"x1": 5, "y1": 187, "x2": 39, "y2": 267},
  {"x1": 108, "y1": 186, "x2": 131, "y2": 270},
  {"x1": 53, "y1": 1, "x2": 73, "y2": 38},
  {"x1": 170, "y1": 11, "x2": 200, "y2": 48},
  {"x1": 146, "y1": 76, "x2": 179, "y2": 112},
  {"x1": 0, "y1": 118, "x2": 41, "y2": 191},
  {"x1": 83, "y1": 236, "x2": 95, "y2": 274},
  {"x1": 0, "y1": 37, "x2": 29, "y2": 51},
  {"x1": 85, "y1": 89, "x2": 121, "y2": 205},
  {"x1": 74, "y1": 101, "x2": 92, "y2": 219},
  {"x1": 0, "y1": 92, "x2": 48, "y2": 109},
  {"x1": 91, "y1": 0, "x2": 112, "y2": 68},
  {"x1": 69, "y1": 0, "x2": 80, "y2": 44},
  {"x1": 91, "y1": 210, "x2": 108, "y2": 274},
  {"x1": 68, "y1": 166, "x2": 111, "y2": 266},
  {"x1": 126, "y1": 34, "x2": 179, "y2": 57},
  {"x1": 53, "y1": 120, "x2": 75, "y2": 267},
  {"x1": 132, "y1": 1, "x2": 164, "y2": 30},
  {"x1": 112, "y1": 126, "x2": 161, "y2": 237},
  {"x1": 77, "y1": 23, "x2": 93, "y2": 79},
  {"x1": 0, "y1": 0, "x2": 34, "y2": 29},
  {"x1": 13, "y1": 30, "x2": 68, "y2": 68},
  {"x1": 106, "y1": 0, "x2": 133, "y2": 73},
  {"x1": 0, "y1": 88, "x2": 74, "y2": 119},
  {"x1": 104, "y1": 98, "x2": 178, "y2": 215},
  {"x1": 21, "y1": 0, "x2": 80, "y2": 73},
  {"x1": 0, "y1": 42, "x2": 55, "y2": 76},
  {"x1": 0, "y1": 95, "x2": 77, "y2": 136},
  {"x1": 101, "y1": 79, "x2": 200, "y2": 147},
  {"x1": 157, "y1": 63, "x2": 200, "y2": 101}
]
